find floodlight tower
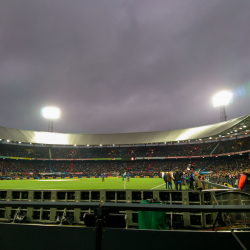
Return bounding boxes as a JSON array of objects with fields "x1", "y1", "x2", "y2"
[
  {"x1": 42, "y1": 107, "x2": 60, "y2": 132},
  {"x1": 212, "y1": 91, "x2": 233, "y2": 122}
]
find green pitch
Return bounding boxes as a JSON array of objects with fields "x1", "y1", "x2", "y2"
[{"x1": 0, "y1": 178, "x2": 189, "y2": 190}]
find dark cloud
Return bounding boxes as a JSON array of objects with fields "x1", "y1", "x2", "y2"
[{"x1": 0, "y1": 0, "x2": 250, "y2": 134}]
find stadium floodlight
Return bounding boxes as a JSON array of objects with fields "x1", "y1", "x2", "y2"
[
  {"x1": 42, "y1": 107, "x2": 60, "y2": 119},
  {"x1": 42, "y1": 107, "x2": 60, "y2": 132},
  {"x1": 212, "y1": 91, "x2": 233, "y2": 122},
  {"x1": 212, "y1": 91, "x2": 233, "y2": 107}
]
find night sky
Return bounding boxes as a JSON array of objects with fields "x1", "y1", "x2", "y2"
[{"x1": 1, "y1": 0, "x2": 250, "y2": 134}]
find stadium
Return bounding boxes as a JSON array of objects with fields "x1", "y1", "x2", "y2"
[
  {"x1": 1, "y1": 113, "x2": 250, "y2": 249},
  {"x1": 2, "y1": 1, "x2": 250, "y2": 249}
]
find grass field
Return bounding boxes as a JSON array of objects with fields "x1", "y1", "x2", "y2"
[{"x1": 0, "y1": 178, "x2": 189, "y2": 190}]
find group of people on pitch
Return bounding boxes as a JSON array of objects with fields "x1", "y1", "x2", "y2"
[
  {"x1": 163, "y1": 168, "x2": 197, "y2": 190},
  {"x1": 101, "y1": 172, "x2": 131, "y2": 182},
  {"x1": 163, "y1": 166, "x2": 250, "y2": 192}
]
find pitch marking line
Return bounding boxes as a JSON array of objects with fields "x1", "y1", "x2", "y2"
[{"x1": 150, "y1": 183, "x2": 165, "y2": 190}]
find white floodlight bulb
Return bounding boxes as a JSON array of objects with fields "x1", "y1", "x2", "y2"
[
  {"x1": 42, "y1": 107, "x2": 60, "y2": 119},
  {"x1": 212, "y1": 91, "x2": 233, "y2": 107},
  {"x1": 243, "y1": 125, "x2": 246, "y2": 128}
]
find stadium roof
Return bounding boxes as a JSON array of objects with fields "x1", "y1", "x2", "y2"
[{"x1": 0, "y1": 114, "x2": 249, "y2": 146}]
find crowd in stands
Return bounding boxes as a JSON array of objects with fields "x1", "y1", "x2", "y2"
[
  {"x1": 0, "y1": 154, "x2": 249, "y2": 180},
  {"x1": 0, "y1": 144, "x2": 49, "y2": 158},
  {"x1": 0, "y1": 136, "x2": 249, "y2": 180},
  {"x1": 213, "y1": 138, "x2": 250, "y2": 154},
  {"x1": 202, "y1": 157, "x2": 249, "y2": 184},
  {"x1": 0, "y1": 136, "x2": 249, "y2": 159}
]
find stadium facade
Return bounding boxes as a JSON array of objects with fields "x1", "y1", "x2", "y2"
[{"x1": 0, "y1": 114, "x2": 249, "y2": 146}]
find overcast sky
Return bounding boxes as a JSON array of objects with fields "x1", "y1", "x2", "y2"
[{"x1": 1, "y1": 0, "x2": 250, "y2": 134}]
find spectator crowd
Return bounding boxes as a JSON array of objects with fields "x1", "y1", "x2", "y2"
[
  {"x1": 0, "y1": 136, "x2": 249, "y2": 159},
  {"x1": 0, "y1": 136, "x2": 249, "y2": 180}
]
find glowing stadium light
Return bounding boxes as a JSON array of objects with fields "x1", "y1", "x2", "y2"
[
  {"x1": 212, "y1": 91, "x2": 233, "y2": 122},
  {"x1": 42, "y1": 107, "x2": 60, "y2": 132},
  {"x1": 243, "y1": 125, "x2": 247, "y2": 128},
  {"x1": 42, "y1": 107, "x2": 60, "y2": 119},
  {"x1": 212, "y1": 91, "x2": 233, "y2": 107}
]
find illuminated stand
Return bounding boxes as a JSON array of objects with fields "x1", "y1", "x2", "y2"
[
  {"x1": 42, "y1": 107, "x2": 60, "y2": 132},
  {"x1": 212, "y1": 91, "x2": 233, "y2": 122}
]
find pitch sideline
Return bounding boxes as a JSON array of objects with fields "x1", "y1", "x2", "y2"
[{"x1": 150, "y1": 183, "x2": 165, "y2": 190}]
